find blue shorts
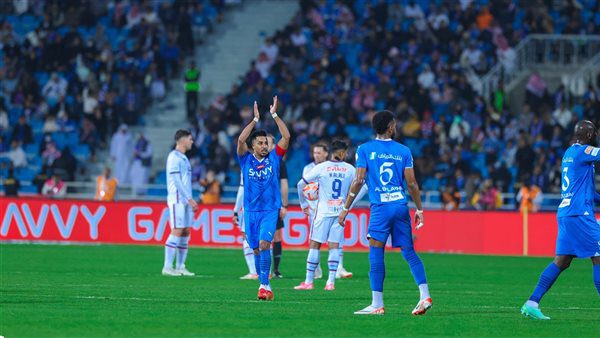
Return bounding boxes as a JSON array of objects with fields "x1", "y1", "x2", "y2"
[
  {"x1": 244, "y1": 210, "x2": 279, "y2": 249},
  {"x1": 556, "y1": 215, "x2": 600, "y2": 258},
  {"x1": 367, "y1": 203, "x2": 413, "y2": 249}
]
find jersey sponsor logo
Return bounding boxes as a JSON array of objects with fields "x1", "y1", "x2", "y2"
[
  {"x1": 370, "y1": 152, "x2": 376, "y2": 160},
  {"x1": 326, "y1": 166, "x2": 348, "y2": 172},
  {"x1": 558, "y1": 198, "x2": 571, "y2": 208},
  {"x1": 585, "y1": 146, "x2": 593, "y2": 154},
  {"x1": 379, "y1": 191, "x2": 404, "y2": 202},
  {"x1": 377, "y1": 153, "x2": 403, "y2": 161},
  {"x1": 248, "y1": 166, "x2": 274, "y2": 178}
]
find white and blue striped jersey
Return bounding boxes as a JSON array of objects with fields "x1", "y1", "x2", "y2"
[{"x1": 166, "y1": 150, "x2": 192, "y2": 204}]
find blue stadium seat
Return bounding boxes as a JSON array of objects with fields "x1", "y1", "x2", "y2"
[
  {"x1": 73, "y1": 144, "x2": 90, "y2": 160},
  {"x1": 14, "y1": 167, "x2": 36, "y2": 181}
]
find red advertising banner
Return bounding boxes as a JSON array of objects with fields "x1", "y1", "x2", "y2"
[{"x1": 0, "y1": 197, "x2": 568, "y2": 256}]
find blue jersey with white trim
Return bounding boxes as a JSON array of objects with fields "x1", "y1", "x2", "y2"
[
  {"x1": 355, "y1": 139, "x2": 413, "y2": 205},
  {"x1": 238, "y1": 149, "x2": 283, "y2": 212},
  {"x1": 557, "y1": 143, "x2": 600, "y2": 217}
]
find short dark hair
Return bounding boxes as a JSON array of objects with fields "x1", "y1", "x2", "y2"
[
  {"x1": 372, "y1": 110, "x2": 395, "y2": 134},
  {"x1": 174, "y1": 129, "x2": 192, "y2": 142},
  {"x1": 330, "y1": 139, "x2": 348, "y2": 153},
  {"x1": 249, "y1": 130, "x2": 268, "y2": 144},
  {"x1": 313, "y1": 143, "x2": 329, "y2": 153}
]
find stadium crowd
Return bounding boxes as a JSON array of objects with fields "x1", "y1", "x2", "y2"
[
  {"x1": 187, "y1": 0, "x2": 600, "y2": 210},
  {"x1": 1, "y1": 0, "x2": 600, "y2": 211},
  {"x1": 0, "y1": 0, "x2": 225, "y2": 190}
]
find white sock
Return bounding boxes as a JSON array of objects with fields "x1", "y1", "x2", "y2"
[
  {"x1": 372, "y1": 291, "x2": 384, "y2": 308},
  {"x1": 243, "y1": 240, "x2": 256, "y2": 274},
  {"x1": 305, "y1": 249, "x2": 320, "y2": 283},
  {"x1": 338, "y1": 248, "x2": 344, "y2": 269},
  {"x1": 260, "y1": 284, "x2": 271, "y2": 291},
  {"x1": 418, "y1": 283, "x2": 430, "y2": 301},
  {"x1": 525, "y1": 300, "x2": 539, "y2": 308},
  {"x1": 176, "y1": 236, "x2": 189, "y2": 269},
  {"x1": 164, "y1": 234, "x2": 179, "y2": 269},
  {"x1": 327, "y1": 249, "x2": 340, "y2": 284}
]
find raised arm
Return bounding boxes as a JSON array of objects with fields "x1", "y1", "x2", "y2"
[
  {"x1": 237, "y1": 101, "x2": 260, "y2": 156},
  {"x1": 270, "y1": 96, "x2": 290, "y2": 150},
  {"x1": 405, "y1": 167, "x2": 424, "y2": 229}
]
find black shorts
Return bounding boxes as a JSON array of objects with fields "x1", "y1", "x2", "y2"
[{"x1": 276, "y1": 216, "x2": 285, "y2": 230}]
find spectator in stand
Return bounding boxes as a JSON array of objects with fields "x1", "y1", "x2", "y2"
[
  {"x1": 472, "y1": 179, "x2": 501, "y2": 211},
  {"x1": 80, "y1": 118, "x2": 99, "y2": 162},
  {"x1": 200, "y1": 169, "x2": 221, "y2": 204},
  {"x1": 184, "y1": 60, "x2": 201, "y2": 121},
  {"x1": 3, "y1": 140, "x2": 27, "y2": 168},
  {"x1": 95, "y1": 167, "x2": 118, "y2": 202},
  {"x1": 129, "y1": 132, "x2": 152, "y2": 196},
  {"x1": 552, "y1": 102, "x2": 573, "y2": 131},
  {"x1": 42, "y1": 73, "x2": 68, "y2": 105},
  {"x1": 11, "y1": 116, "x2": 33, "y2": 145},
  {"x1": 41, "y1": 141, "x2": 61, "y2": 172},
  {"x1": 441, "y1": 185, "x2": 461, "y2": 211},
  {"x1": 515, "y1": 136, "x2": 535, "y2": 179},
  {"x1": 110, "y1": 124, "x2": 132, "y2": 185},
  {"x1": 3, "y1": 166, "x2": 20, "y2": 197},
  {"x1": 42, "y1": 172, "x2": 67, "y2": 199},
  {"x1": 516, "y1": 177, "x2": 543, "y2": 213},
  {"x1": 52, "y1": 146, "x2": 77, "y2": 182}
]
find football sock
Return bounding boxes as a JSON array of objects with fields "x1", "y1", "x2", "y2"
[
  {"x1": 306, "y1": 249, "x2": 320, "y2": 283},
  {"x1": 273, "y1": 241, "x2": 282, "y2": 272},
  {"x1": 259, "y1": 249, "x2": 271, "y2": 285},
  {"x1": 369, "y1": 246, "x2": 385, "y2": 295},
  {"x1": 402, "y1": 248, "x2": 427, "y2": 285},
  {"x1": 254, "y1": 253, "x2": 261, "y2": 277},
  {"x1": 243, "y1": 240, "x2": 256, "y2": 274},
  {"x1": 372, "y1": 291, "x2": 384, "y2": 308},
  {"x1": 175, "y1": 236, "x2": 189, "y2": 269},
  {"x1": 338, "y1": 248, "x2": 344, "y2": 269},
  {"x1": 327, "y1": 249, "x2": 340, "y2": 284},
  {"x1": 593, "y1": 265, "x2": 600, "y2": 295},
  {"x1": 163, "y1": 234, "x2": 179, "y2": 269},
  {"x1": 418, "y1": 284, "x2": 431, "y2": 301},
  {"x1": 529, "y1": 262, "x2": 562, "y2": 303}
]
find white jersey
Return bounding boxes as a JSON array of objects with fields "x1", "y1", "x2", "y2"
[
  {"x1": 166, "y1": 150, "x2": 192, "y2": 204},
  {"x1": 302, "y1": 162, "x2": 317, "y2": 210},
  {"x1": 302, "y1": 160, "x2": 356, "y2": 217}
]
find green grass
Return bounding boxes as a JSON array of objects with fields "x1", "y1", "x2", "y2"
[{"x1": 0, "y1": 244, "x2": 598, "y2": 337}]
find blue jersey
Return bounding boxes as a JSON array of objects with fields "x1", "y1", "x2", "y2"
[
  {"x1": 557, "y1": 143, "x2": 600, "y2": 217},
  {"x1": 355, "y1": 139, "x2": 414, "y2": 205},
  {"x1": 238, "y1": 147, "x2": 284, "y2": 212}
]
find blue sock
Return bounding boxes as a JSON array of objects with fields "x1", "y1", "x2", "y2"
[
  {"x1": 402, "y1": 248, "x2": 427, "y2": 285},
  {"x1": 254, "y1": 253, "x2": 261, "y2": 277},
  {"x1": 259, "y1": 249, "x2": 271, "y2": 285},
  {"x1": 369, "y1": 246, "x2": 385, "y2": 292},
  {"x1": 529, "y1": 263, "x2": 562, "y2": 303},
  {"x1": 594, "y1": 265, "x2": 600, "y2": 295}
]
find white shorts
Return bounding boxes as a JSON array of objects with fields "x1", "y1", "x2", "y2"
[
  {"x1": 169, "y1": 203, "x2": 194, "y2": 229},
  {"x1": 310, "y1": 214, "x2": 344, "y2": 244}
]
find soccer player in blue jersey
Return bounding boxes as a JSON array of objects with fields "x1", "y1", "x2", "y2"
[
  {"x1": 237, "y1": 96, "x2": 290, "y2": 301},
  {"x1": 521, "y1": 120, "x2": 600, "y2": 320},
  {"x1": 339, "y1": 110, "x2": 432, "y2": 315}
]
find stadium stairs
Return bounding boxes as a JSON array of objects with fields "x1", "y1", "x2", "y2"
[{"x1": 143, "y1": 0, "x2": 299, "y2": 176}]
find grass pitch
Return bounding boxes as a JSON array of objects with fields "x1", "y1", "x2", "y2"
[{"x1": 0, "y1": 244, "x2": 598, "y2": 337}]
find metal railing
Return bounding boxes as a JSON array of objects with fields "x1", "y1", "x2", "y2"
[
  {"x1": 3, "y1": 179, "x2": 564, "y2": 211},
  {"x1": 472, "y1": 34, "x2": 600, "y2": 102}
]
